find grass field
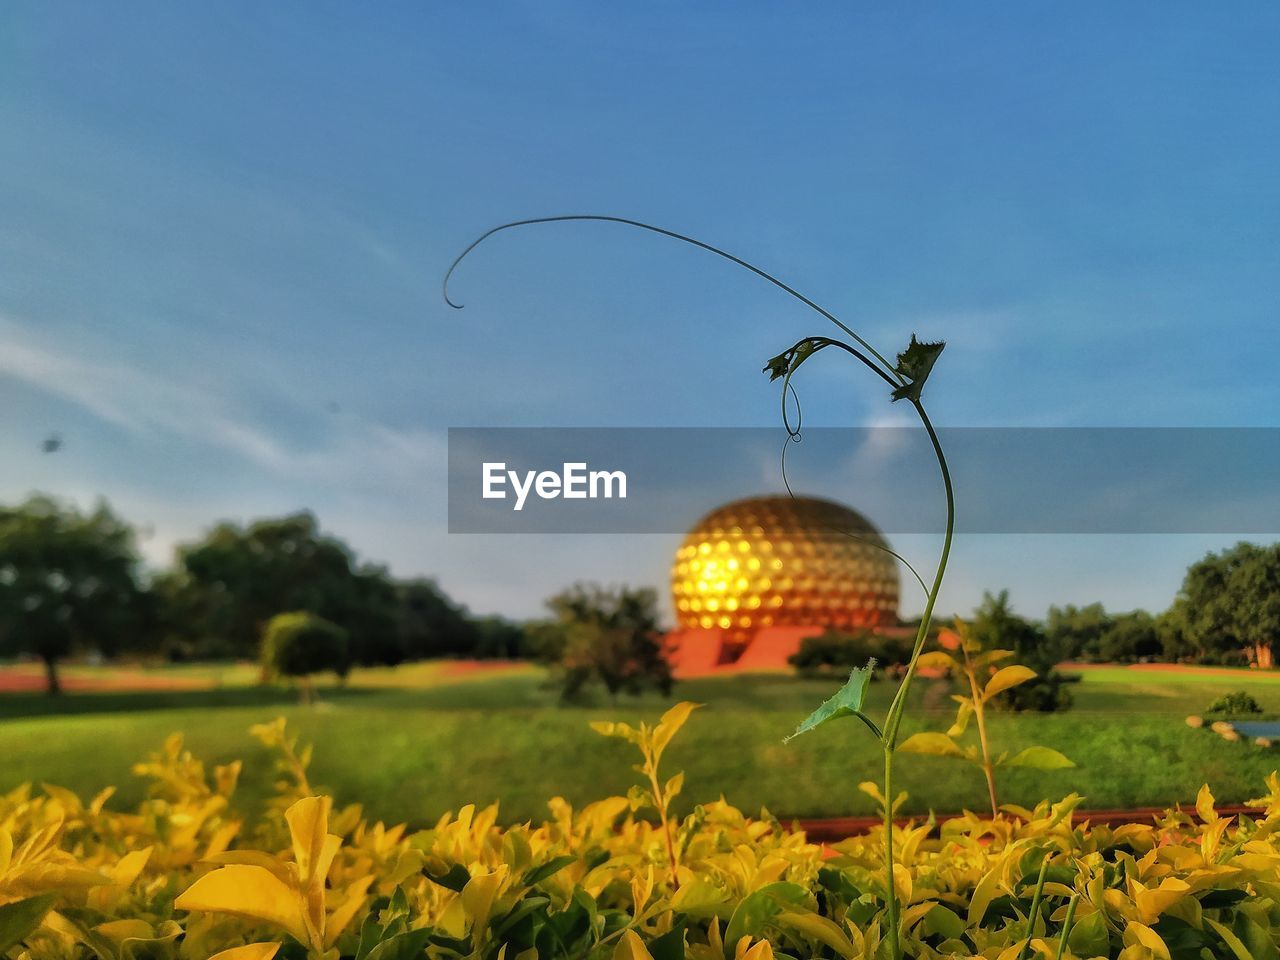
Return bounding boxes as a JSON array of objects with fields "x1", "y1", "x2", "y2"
[{"x1": 2, "y1": 660, "x2": 1279, "y2": 827}]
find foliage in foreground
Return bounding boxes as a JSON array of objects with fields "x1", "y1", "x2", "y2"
[{"x1": 4, "y1": 710, "x2": 1280, "y2": 960}]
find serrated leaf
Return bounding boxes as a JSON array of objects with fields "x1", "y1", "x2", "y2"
[
  {"x1": 897, "y1": 732, "x2": 968, "y2": 759},
  {"x1": 1001, "y1": 746, "x2": 1075, "y2": 770},
  {"x1": 983, "y1": 665, "x2": 1037, "y2": 700},
  {"x1": 890, "y1": 335, "x2": 945, "y2": 402},
  {"x1": 763, "y1": 340, "x2": 818, "y2": 384},
  {"x1": 783, "y1": 663, "x2": 877, "y2": 743}
]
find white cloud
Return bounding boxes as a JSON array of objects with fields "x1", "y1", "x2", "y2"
[{"x1": 0, "y1": 315, "x2": 447, "y2": 486}]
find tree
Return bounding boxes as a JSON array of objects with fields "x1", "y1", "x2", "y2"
[
  {"x1": 787, "y1": 629, "x2": 913, "y2": 676},
  {"x1": 1046, "y1": 603, "x2": 1164, "y2": 663},
  {"x1": 1045, "y1": 602, "x2": 1110, "y2": 662},
  {"x1": 1163, "y1": 542, "x2": 1280, "y2": 666},
  {"x1": 537, "y1": 583, "x2": 672, "y2": 702},
  {"x1": 261, "y1": 611, "x2": 350, "y2": 702},
  {"x1": 395, "y1": 578, "x2": 478, "y2": 659},
  {"x1": 166, "y1": 512, "x2": 398, "y2": 663},
  {"x1": 0, "y1": 496, "x2": 145, "y2": 693},
  {"x1": 1096, "y1": 610, "x2": 1162, "y2": 662},
  {"x1": 970, "y1": 591, "x2": 1072, "y2": 712}
]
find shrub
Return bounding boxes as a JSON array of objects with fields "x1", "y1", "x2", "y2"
[
  {"x1": 4, "y1": 712, "x2": 1280, "y2": 960},
  {"x1": 787, "y1": 629, "x2": 910, "y2": 675},
  {"x1": 260, "y1": 610, "x2": 350, "y2": 700},
  {"x1": 1208, "y1": 690, "x2": 1264, "y2": 716},
  {"x1": 534, "y1": 583, "x2": 672, "y2": 703}
]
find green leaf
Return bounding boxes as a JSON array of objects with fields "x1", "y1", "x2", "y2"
[
  {"x1": 763, "y1": 351, "x2": 792, "y2": 383},
  {"x1": 1068, "y1": 911, "x2": 1109, "y2": 957},
  {"x1": 723, "y1": 882, "x2": 811, "y2": 959},
  {"x1": 1001, "y1": 746, "x2": 1075, "y2": 770},
  {"x1": 897, "y1": 732, "x2": 968, "y2": 759},
  {"x1": 891, "y1": 335, "x2": 945, "y2": 402},
  {"x1": 364, "y1": 929, "x2": 435, "y2": 960},
  {"x1": 423, "y1": 862, "x2": 472, "y2": 892},
  {"x1": 521, "y1": 855, "x2": 578, "y2": 886},
  {"x1": 1236, "y1": 915, "x2": 1280, "y2": 960},
  {"x1": 763, "y1": 341, "x2": 818, "y2": 384},
  {"x1": 647, "y1": 923, "x2": 687, "y2": 960},
  {"x1": 783, "y1": 662, "x2": 878, "y2": 743},
  {"x1": 1206, "y1": 918, "x2": 1253, "y2": 960},
  {"x1": 923, "y1": 904, "x2": 967, "y2": 941},
  {"x1": 0, "y1": 894, "x2": 57, "y2": 954}
]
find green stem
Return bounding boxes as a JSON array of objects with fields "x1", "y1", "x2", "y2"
[
  {"x1": 1017, "y1": 855, "x2": 1052, "y2": 960},
  {"x1": 1054, "y1": 893, "x2": 1080, "y2": 960},
  {"x1": 879, "y1": 399, "x2": 955, "y2": 960}
]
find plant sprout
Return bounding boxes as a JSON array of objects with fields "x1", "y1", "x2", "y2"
[{"x1": 444, "y1": 216, "x2": 954, "y2": 960}]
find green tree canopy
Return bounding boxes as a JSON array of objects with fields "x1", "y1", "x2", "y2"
[
  {"x1": 261, "y1": 610, "x2": 350, "y2": 701},
  {"x1": 1163, "y1": 542, "x2": 1280, "y2": 665},
  {"x1": 166, "y1": 512, "x2": 398, "y2": 662},
  {"x1": 536, "y1": 583, "x2": 672, "y2": 702},
  {"x1": 0, "y1": 496, "x2": 145, "y2": 693}
]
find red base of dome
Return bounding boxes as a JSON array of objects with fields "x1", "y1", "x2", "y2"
[{"x1": 665, "y1": 625, "x2": 911, "y2": 677}]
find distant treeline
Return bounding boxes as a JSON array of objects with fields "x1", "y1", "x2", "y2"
[{"x1": 0, "y1": 495, "x2": 531, "y2": 693}]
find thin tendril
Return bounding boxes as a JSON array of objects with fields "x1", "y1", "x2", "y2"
[{"x1": 443, "y1": 215, "x2": 904, "y2": 386}]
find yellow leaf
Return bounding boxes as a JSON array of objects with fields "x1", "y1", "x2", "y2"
[
  {"x1": 207, "y1": 945, "x2": 281, "y2": 960},
  {"x1": 94, "y1": 919, "x2": 154, "y2": 943},
  {"x1": 898, "y1": 732, "x2": 967, "y2": 759},
  {"x1": 968, "y1": 866, "x2": 1002, "y2": 926},
  {"x1": 652, "y1": 702, "x2": 701, "y2": 758},
  {"x1": 462, "y1": 867, "x2": 506, "y2": 931},
  {"x1": 324, "y1": 875, "x2": 374, "y2": 949},
  {"x1": 109, "y1": 848, "x2": 153, "y2": 888},
  {"x1": 983, "y1": 665, "x2": 1036, "y2": 700},
  {"x1": 1125, "y1": 922, "x2": 1171, "y2": 960},
  {"x1": 741, "y1": 940, "x2": 775, "y2": 960},
  {"x1": 285, "y1": 796, "x2": 332, "y2": 885},
  {"x1": 613, "y1": 930, "x2": 654, "y2": 960},
  {"x1": 1195, "y1": 784, "x2": 1218, "y2": 824},
  {"x1": 1134, "y1": 878, "x2": 1191, "y2": 924},
  {"x1": 915, "y1": 651, "x2": 956, "y2": 671},
  {"x1": 175, "y1": 865, "x2": 309, "y2": 946},
  {"x1": 776, "y1": 911, "x2": 856, "y2": 959}
]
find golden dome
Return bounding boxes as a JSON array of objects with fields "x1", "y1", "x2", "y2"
[{"x1": 671, "y1": 494, "x2": 899, "y2": 635}]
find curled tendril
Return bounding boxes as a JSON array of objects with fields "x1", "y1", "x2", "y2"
[
  {"x1": 443, "y1": 215, "x2": 904, "y2": 388},
  {"x1": 779, "y1": 429, "x2": 929, "y2": 601}
]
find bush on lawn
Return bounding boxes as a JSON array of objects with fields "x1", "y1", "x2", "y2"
[
  {"x1": 261, "y1": 610, "x2": 351, "y2": 700},
  {"x1": 4, "y1": 710, "x2": 1280, "y2": 960},
  {"x1": 1207, "y1": 690, "x2": 1264, "y2": 717}
]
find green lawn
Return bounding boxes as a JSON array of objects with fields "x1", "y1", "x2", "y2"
[{"x1": 2, "y1": 663, "x2": 1278, "y2": 826}]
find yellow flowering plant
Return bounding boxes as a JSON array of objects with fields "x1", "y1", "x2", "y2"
[{"x1": 1, "y1": 713, "x2": 1279, "y2": 960}]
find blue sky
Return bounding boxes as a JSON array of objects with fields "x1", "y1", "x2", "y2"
[{"x1": 2, "y1": 3, "x2": 1278, "y2": 622}]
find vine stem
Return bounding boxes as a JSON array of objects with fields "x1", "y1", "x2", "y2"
[
  {"x1": 443, "y1": 215, "x2": 905, "y2": 385},
  {"x1": 878, "y1": 398, "x2": 954, "y2": 960}
]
